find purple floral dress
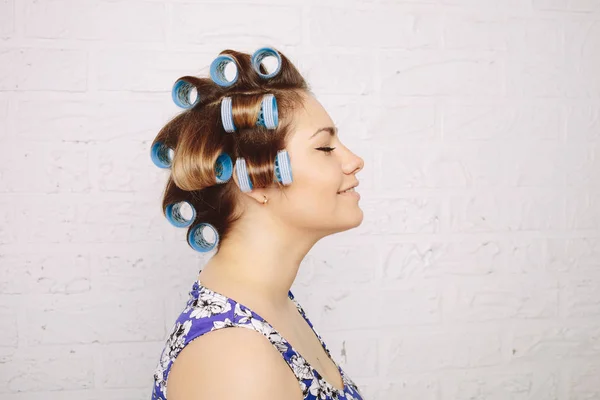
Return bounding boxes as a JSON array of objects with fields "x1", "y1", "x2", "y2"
[{"x1": 152, "y1": 280, "x2": 364, "y2": 400}]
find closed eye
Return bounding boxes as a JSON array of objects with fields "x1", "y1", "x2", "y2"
[{"x1": 316, "y1": 146, "x2": 336, "y2": 154}]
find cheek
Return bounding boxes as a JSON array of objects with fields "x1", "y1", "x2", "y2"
[
  {"x1": 296, "y1": 169, "x2": 339, "y2": 200},
  {"x1": 294, "y1": 158, "x2": 339, "y2": 188},
  {"x1": 281, "y1": 166, "x2": 339, "y2": 213}
]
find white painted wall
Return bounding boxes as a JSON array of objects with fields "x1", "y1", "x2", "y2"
[{"x1": 1, "y1": 0, "x2": 599, "y2": 399}]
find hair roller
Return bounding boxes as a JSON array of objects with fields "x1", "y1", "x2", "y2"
[
  {"x1": 150, "y1": 141, "x2": 174, "y2": 169},
  {"x1": 209, "y1": 54, "x2": 239, "y2": 87},
  {"x1": 256, "y1": 94, "x2": 278, "y2": 129},
  {"x1": 274, "y1": 149, "x2": 292, "y2": 185},
  {"x1": 171, "y1": 78, "x2": 200, "y2": 109},
  {"x1": 251, "y1": 47, "x2": 282, "y2": 79},
  {"x1": 215, "y1": 153, "x2": 233, "y2": 184},
  {"x1": 234, "y1": 150, "x2": 293, "y2": 193},
  {"x1": 220, "y1": 97, "x2": 236, "y2": 133},
  {"x1": 188, "y1": 223, "x2": 220, "y2": 252},
  {"x1": 235, "y1": 157, "x2": 253, "y2": 193},
  {"x1": 220, "y1": 93, "x2": 279, "y2": 133},
  {"x1": 165, "y1": 201, "x2": 196, "y2": 228}
]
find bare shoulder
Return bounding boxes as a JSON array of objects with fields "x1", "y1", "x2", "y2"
[{"x1": 166, "y1": 326, "x2": 304, "y2": 400}]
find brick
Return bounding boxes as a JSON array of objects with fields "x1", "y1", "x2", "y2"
[
  {"x1": 443, "y1": 102, "x2": 563, "y2": 141},
  {"x1": 441, "y1": 368, "x2": 559, "y2": 400},
  {"x1": 0, "y1": 141, "x2": 91, "y2": 193},
  {"x1": 560, "y1": 275, "x2": 600, "y2": 318},
  {"x1": 323, "y1": 333, "x2": 379, "y2": 379},
  {"x1": 299, "y1": 50, "x2": 375, "y2": 95},
  {"x1": 23, "y1": 291, "x2": 165, "y2": 345},
  {"x1": 565, "y1": 103, "x2": 600, "y2": 142},
  {"x1": 443, "y1": 15, "x2": 508, "y2": 51},
  {"x1": 318, "y1": 94, "x2": 406, "y2": 143},
  {"x1": 564, "y1": 144, "x2": 600, "y2": 187},
  {"x1": 380, "y1": 50, "x2": 504, "y2": 97},
  {"x1": 0, "y1": 48, "x2": 86, "y2": 91},
  {"x1": 23, "y1": 0, "x2": 165, "y2": 43},
  {"x1": 380, "y1": 284, "x2": 442, "y2": 325},
  {"x1": 0, "y1": 388, "x2": 150, "y2": 400},
  {"x1": 503, "y1": 238, "x2": 547, "y2": 274},
  {"x1": 0, "y1": 246, "x2": 90, "y2": 294},
  {"x1": 0, "y1": 199, "x2": 18, "y2": 244},
  {"x1": 378, "y1": 377, "x2": 439, "y2": 400},
  {"x1": 564, "y1": 20, "x2": 600, "y2": 97},
  {"x1": 369, "y1": 103, "x2": 437, "y2": 142},
  {"x1": 310, "y1": 7, "x2": 441, "y2": 49},
  {"x1": 89, "y1": 243, "x2": 201, "y2": 292},
  {"x1": 546, "y1": 237, "x2": 600, "y2": 272},
  {"x1": 380, "y1": 143, "x2": 507, "y2": 188},
  {"x1": 94, "y1": 49, "x2": 212, "y2": 92},
  {"x1": 96, "y1": 342, "x2": 162, "y2": 388},
  {"x1": 0, "y1": 97, "x2": 7, "y2": 138},
  {"x1": 504, "y1": 143, "x2": 567, "y2": 187},
  {"x1": 504, "y1": 19, "x2": 568, "y2": 97},
  {"x1": 12, "y1": 196, "x2": 176, "y2": 244},
  {"x1": 0, "y1": 299, "x2": 18, "y2": 347},
  {"x1": 444, "y1": 278, "x2": 559, "y2": 321},
  {"x1": 358, "y1": 197, "x2": 442, "y2": 234},
  {"x1": 510, "y1": 321, "x2": 600, "y2": 361},
  {"x1": 0, "y1": 0, "x2": 13, "y2": 38},
  {"x1": 14, "y1": 96, "x2": 173, "y2": 143},
  {"x1": 382, "y1": 328, "x2": 503, "y2": 373},
  {"x1": 533, "y1": 0, "x2": 600, "y2": 12},
  {"x1": 171, "y1": 4, "x2": 301, "y2": 46},
  {"x1": 565, "y1": 189, "x2": 600, "y2": 230},
  {"x1": 441, "y1": 0, "x2": 532, "y2": 9},
  {"x1": 295, "y1": 288, "x2": 383, "y2": 331},
  {"x1": 383, "y1": 240, "x2": 505, "y2": 279},
  {"x1": 304, "y1": 243, "x2": 379, "y2": 284},
  {"x1": 95, "y1": 140, "x2": 165, "y2": 193},
  {"x1": 568, "y1": 361, "x2": 600, "y2": 400},
  {"x1": 0, "y1": 345, "x2": 94, "y2": 392},
  {"x1": 447, "y1": 191, "x2": 565, "y2": 232}
]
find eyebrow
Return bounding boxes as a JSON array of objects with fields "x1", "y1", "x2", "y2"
[{"x1": 309, "y1": 126, "x2": 338, "y2": 139}]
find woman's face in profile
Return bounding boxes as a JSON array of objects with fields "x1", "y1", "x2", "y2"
[{"x1": 274, "y1": 91, "x2": 365, "y2": 236}]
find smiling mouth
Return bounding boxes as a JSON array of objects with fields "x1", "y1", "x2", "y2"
[{"x1": 337, "y1": 187, "x2": 356, "y2": 194}]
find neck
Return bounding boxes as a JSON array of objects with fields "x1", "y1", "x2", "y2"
[{"x1": 198, "y1": 216, "x2": 324, "y2": 309}]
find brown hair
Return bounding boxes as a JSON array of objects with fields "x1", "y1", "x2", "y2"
[{"x1": 150, "y1": 48, "x2": 311, "y2": 253}]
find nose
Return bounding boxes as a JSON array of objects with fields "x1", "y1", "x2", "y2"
[{"x1": 343, "y1": 150, "x2": 364, "y2": 175}]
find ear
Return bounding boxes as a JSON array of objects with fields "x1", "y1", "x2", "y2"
[
  {"x1": 243, "y1": 187, "x2": 269, "y2": 204},
  {"x1": 232, "y1": 163, "x2": 269, "y2": 204}
]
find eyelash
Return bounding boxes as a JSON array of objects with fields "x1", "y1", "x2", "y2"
[{"x1": 317, "y1": 146, "x2": 336, "y2": 154}]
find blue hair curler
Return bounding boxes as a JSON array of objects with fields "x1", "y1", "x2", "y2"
[
  {"x1": 188, "y1": 223, "x2": 219, "y2": 252},
  {"x1": 150, "y1": 142, "x2": 174, "y2": 169},
  {"x1": 235, "y1": 150, "x2": 293, "y2": 193},
  {"x1": 221, "y1": 94, "x2": 278, "y2": 132},
  {"x1": 210, "y1": 55, "x2": 239, "y2": 87},
  {"x1": 165, "y1": 201, "x2": 196, "y2": 228},
  {"x1": 235, "y1": 157, "x2": 253, "y2": 193},
  {"x1": 171, "y1": 79, "x2": 200, "y2": 109},
  {"x1": 251, "y1": 47, "x2": 282, "y2": 79},
  {"x1": 274, "y1": 149, "x2": 293, "y2": 185},
  {"x1": 215, "y1": 153, "x2": 233, "y2": 183},
  {"x1": 220, "y1": 97, "x2": 236, "y2": 133},
  {"x1": 256, "y1": 94, "x2": 278, "y2": 129}
]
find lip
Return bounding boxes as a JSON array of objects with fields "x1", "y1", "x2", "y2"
[
  {"x1": 337, "y1": 181, "x2": 360, "y2": 194},
  {"x1": 337, "y1": 189, "x2": 360, "y2": 200}
]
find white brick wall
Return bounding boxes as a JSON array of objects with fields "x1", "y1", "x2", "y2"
[{"x1": 1, "y1": 0, "x2": 599, "y2": 399}]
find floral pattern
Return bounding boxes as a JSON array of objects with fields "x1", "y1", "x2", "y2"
[{"x1": 151, "y1": 280, "x2": 364, "y2": 400}]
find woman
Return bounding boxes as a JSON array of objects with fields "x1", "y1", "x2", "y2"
[{"x1": 150, "y1": 46, "x2": 365, "y2": 400}]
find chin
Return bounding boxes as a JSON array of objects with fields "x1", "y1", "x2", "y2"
[{"x1": 337, "y1": 209, "x2": 364, "y2": 232}]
